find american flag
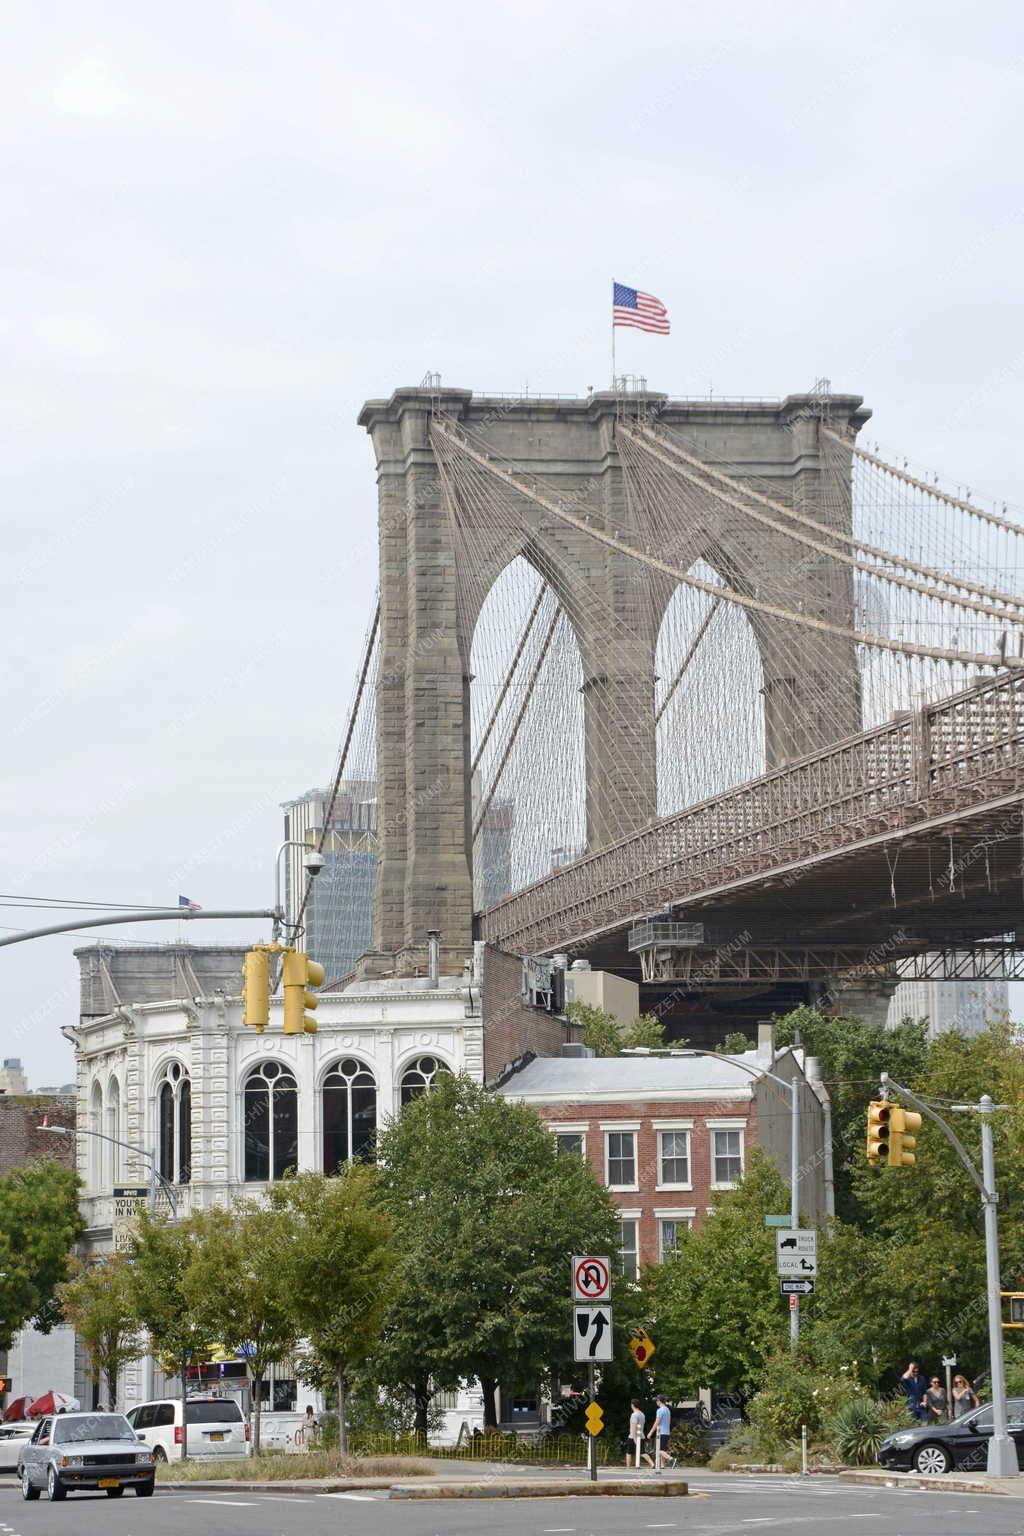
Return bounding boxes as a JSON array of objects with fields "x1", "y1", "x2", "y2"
[
  {"x1": 178, "y1": 895, "x2": 202, "y2": 911},
  {"x1": 613, "y1": 282, "x2": 670, "y2": 334}
]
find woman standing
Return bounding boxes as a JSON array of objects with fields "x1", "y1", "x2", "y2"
[
  {"x1": 951, "y1": 1375, "x2": 981, "y2": 1418},
  {"x1": 923, "y1": 1375, "x2": 948, "y2": 1422}
]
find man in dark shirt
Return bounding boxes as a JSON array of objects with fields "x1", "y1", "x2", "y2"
[{"x1": 900, "y1": 1361, "x2": 928, "y2": 1421}]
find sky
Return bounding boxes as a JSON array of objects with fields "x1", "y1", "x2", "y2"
[{"x1": 3, "y1": 0, "x2": 1024, "y2": 1086}]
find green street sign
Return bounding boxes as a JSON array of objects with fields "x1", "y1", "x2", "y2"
[{"x1": 764, "y1": 1214, "x2": 793, "y2": 1228}]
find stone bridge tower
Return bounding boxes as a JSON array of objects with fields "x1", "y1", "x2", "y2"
[{"x1": 357, "y1": 386, "x2": 869, "y2": 977}]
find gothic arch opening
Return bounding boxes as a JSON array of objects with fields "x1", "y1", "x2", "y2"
[
  {"x1": 655, "y1": 560, "x2": 766, "y2": 815},
  {"x1": 469, "y1": 554, "x2": 586, "y2": 907}
]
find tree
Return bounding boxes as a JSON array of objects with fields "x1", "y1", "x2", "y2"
[
  {"x1": 566, "y1": 1002, "x2": 669, "y2": 1056},
  {"x1": 773, "y1": 1005, "x2": 930, "y2": 1225},
  {"x1": 374, "y1": 1073, "x2": 620, "y2": 1430},
  {"x1": 183, "y1": 1202, "x2": 299, "y2": 1453},
  {"x1": 0, "y1": 1159, "x2": 81, "y2": 1350},
  {"x1": 59, "y1": 1254, "x2": 143, "y2": 1411},
  {"x1": 646, "y1": 1151, "x2": 791, "y2": 1398},
  {"x1": 129, "y1": 1213, "x2": 217, "y2": 1460},
  {"x1": 268, "y1": 1168, "x2": 395, "y2": 1456}
]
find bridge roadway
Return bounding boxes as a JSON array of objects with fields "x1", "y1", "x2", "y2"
[{"x1": 478, "y1": 671, "x2": 1024, "y2": 984}]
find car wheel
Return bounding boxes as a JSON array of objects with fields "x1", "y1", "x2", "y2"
[
  {"x1": 152, "y1": 1444, "x2": 168, "y2": 1463},
  {"x1": 20, "y1": 1468, "x2": 40, "y2": 1501},
  {"x1": 47, "y1": 1465, "x2": 67, "y2": 1501},
  {"x1": 106, "y1": 1486, "x2": 124, "y2": 1497},
  {"x1": 135, "y1": 1480, "x2": 155, "y2": 1497},
  {"x1": 913, "y1": 1443, "x2": 953, "y2": 1475}
]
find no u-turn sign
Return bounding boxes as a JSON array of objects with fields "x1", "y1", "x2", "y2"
[{"x1": 572, "y1": 1255, "x2": 611, "y2": 1303}]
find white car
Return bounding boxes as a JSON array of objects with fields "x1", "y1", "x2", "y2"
[
  {"x1": 125, "y1": 1397, "x2": 250, "y2": 1461},
  {"x1": 0, "y1": 1424, "x2": 35, "y2": 1473}
]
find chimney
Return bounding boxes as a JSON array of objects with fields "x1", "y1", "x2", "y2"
[
  {"x1": 427, "y1": 930, "x2": 440, "y2": 986},
  {"x1": 756, "y1": 1021, "x2": 775, "y2": 1060}
]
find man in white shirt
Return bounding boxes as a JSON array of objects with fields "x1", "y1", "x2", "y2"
[{"x1": 626, "y1": 1399, "x2": 653, "y2": 1468}]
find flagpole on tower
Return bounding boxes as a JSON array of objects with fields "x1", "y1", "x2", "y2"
[{"x1": 611, "y1": 280, "x2": 616, "y2": 388}]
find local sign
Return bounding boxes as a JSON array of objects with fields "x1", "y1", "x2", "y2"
[
  {"x1": 572, "y1": 1255, "x2": 611, "y2": 1303},
  {"x1": 574, "y1": 1306, "x2": 614, "y2": 1362},
  {"x1": 775, "y1": 1229, "x2": 817, "y2": 1277}
]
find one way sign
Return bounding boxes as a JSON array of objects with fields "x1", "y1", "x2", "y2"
[{"x1": 574, "y1": 1305, "x2": 614, "y2": 1362}]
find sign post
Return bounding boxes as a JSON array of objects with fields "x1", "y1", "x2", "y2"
[{"x1": 572, "y1": 1257, "x2": 611, "y2": 1483}]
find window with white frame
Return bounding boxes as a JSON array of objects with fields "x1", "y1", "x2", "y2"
[
  {"x1": 657, "y1": 1128, "x2": 690, "y2": 1188},
  {"x1": 157, "y1": 1062, "x2": 192, "y2": 1186},
  {"x1": 105, "y1": 1077, "x2": 121, "y2": 1185},
  {"x1": 658, "y1": 1212, "x2": 694, "y2": 1260},
  {"x1": 605, "y1": 1130, "x2": 637, "y2": 1188},
  {"x1": 617, "y1": 1217, "x2": 639, "y2": 1279},
  {"x1": 712, "y1": 1127, "x2": 744, "y2": 1186},
  {"x1": 555, "y1": 1131, "x2": 585, "y2": 1157},
  {"x1": 399, "y1": 1055, "x2": 452, "y2": 1106}
]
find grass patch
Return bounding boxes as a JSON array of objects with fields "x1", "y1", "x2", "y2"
[{"x1": 157, "y1": 1450, "x2": 435, "y2": 1482}]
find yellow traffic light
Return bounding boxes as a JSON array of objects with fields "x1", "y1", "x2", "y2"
[
  {"x1": 283, "y1": 949, "x2": 325, "y2": 1034},
  {"x1": 866, "y1": 1100, "x2": 890, "y2": 1164},
  {"x1": 888, "y1": 1105, "x2": 922, "y2": 1168},
  {"x1": 584, "y1": 1401, "x2": 604, "y2": 1436},
  {"x1": 242, "y1": 947, "x2": 271, "y2": 1032}
]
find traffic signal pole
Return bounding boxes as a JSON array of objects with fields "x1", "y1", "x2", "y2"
[
  {"x1": 0, "y1": 908, "x2": 278, "y2": 948},
  {"x1": 881, "y1": 1074, "x2": 1016, "y2": 1478}
]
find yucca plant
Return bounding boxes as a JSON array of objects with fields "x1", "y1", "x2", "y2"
[{"x1": 828, "y1": 1398, "x2": 886, "y2": 1465}]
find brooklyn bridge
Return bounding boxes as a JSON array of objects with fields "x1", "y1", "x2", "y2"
[{"x1": 299, "y1": 380, "x2": 1024, "y2": 1033}]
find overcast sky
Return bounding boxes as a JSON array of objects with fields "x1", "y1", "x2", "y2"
[{"x1": 3, "y1": 0, "x2": 1023, "y2": 1086}]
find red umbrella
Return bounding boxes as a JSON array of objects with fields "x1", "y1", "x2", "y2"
[
  {"x1": 2, "y1": 1396, "x2": 32, "y2": 1422},
  {"x1": 28, "y1": 1391, "x2": 79, "y2": 1418}
]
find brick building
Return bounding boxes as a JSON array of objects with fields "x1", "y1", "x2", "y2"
[{"x1": 498, "y1": 1031, "x2": 831, "y2": 1274}]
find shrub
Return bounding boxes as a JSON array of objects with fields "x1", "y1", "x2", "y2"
[
  {"x1": 828, "y1": 1397, "x2": 887, "y2": 1465},
  {"x1": 668, "y1": 1420, "x2": 710, "y2": 1466},
  {"x1": 746, "y1": 1352, "x2": 861, "y2": 1452},
  {"x1": 878, "y1": 1395, "x2": 915, "y2": 1433},
  {"x1": 708, "y1": 1421, "x2": 760, "y2": 1470}
]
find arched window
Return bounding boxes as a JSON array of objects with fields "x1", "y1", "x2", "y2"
[
  {"x1": 105, "y1": 1078, "x2": 121, "y2": 1185},
  {"x1": 244, "y1": 1062, "x2": 298, "y2": 1183},
  {"x1": 322, "y1": 1059, "x2": 377, "y2": 1174},
  {"x1": 399, "y1": 1055, "x2": 452, "y2": 1107},
  {"x1": 89, "y1": 1079, "x2": 103, "y2": 1191},
  {"x1": 157, "y1": 1062, "x2": 192, "y2": 1185}
]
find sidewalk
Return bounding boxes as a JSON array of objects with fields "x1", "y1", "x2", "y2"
[{"x1": 841, "y1": 1469, "x2": 1024, "y2": 1497}]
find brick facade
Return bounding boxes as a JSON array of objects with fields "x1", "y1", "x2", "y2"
[
  {"x1": 480, "y1": 946, "x2": 578, "y2": 1083},
  {"x1": 0, "y1": 1097, "x2": 75, "y2": 1177}
]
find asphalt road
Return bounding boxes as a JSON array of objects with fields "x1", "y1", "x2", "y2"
[{"x1": 2, "y1": 1473, "x2": 1024, "y2": 1536}]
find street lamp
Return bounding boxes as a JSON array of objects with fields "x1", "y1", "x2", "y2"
[
  {"x1": 625, "y1": 1044, "x2": 804, "y2": 1344},
  {"x1": 274, "y1": 839, "x2": 326, "y2": 944},
  {"x1": 37, "y1": 1122, "x2": 179, "y2": 1222}
]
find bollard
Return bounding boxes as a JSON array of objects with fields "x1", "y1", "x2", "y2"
[{"x1": 801, "y1": 1423, "x2": 808, "y2": 1479}]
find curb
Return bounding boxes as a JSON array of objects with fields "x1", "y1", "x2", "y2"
[
  {"x1": 389, "y1": 1479, "x2": 690, "y2": 1500},
  {"x1": 840, "y1": 1470, "x2": 1008, "y2": 1497},
  {"x1": 158, "y1": 1478, "x2": 401, "y2": 1494}
]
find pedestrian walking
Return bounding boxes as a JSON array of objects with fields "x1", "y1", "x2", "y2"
[
  {"x1": 899, "y1": 1361, "x2": 928, "y2": 1422},
  {"x1": 625, "y1": 1399, "x2": 653, "y2": 1468},
  {"x1": 952, "y1": 1375, "x2": 981, "y2": 1418},
  {"x1": 646, "y1": 1394, "x2": 674, "y2": 1471},
  {"x1": 923, "y1": 1375, "x2": 947, "y2": 1422}
]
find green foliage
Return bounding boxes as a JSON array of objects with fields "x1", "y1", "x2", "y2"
[
  {"x1": 716, "y1": 1031, "x2": 754, "y2": 1054},
  {"x1": 182, "y1": 1201, "x2": 299, "y2": 1452},
  {"x1": 644, "y1": 1151, "x2": 790, "y2": 1397},
  {"x1": 668, "y1": 1418, "x2": 711, "y2": 1465},
  {"x1": 708, "y1": 1422, "x2": 760, "y2": 1469},
  {"x1": 0, "y1": 1159, "x2": 82, "y2": 1350},
  {"x1": 746, "y1": 1351, "x2": 863, "y2": 1452},
  {"x1": 827, "y1": 1397, "x2": 888, "y2": 1464},
  {"x1": 59, "y1": 1253, "x2": 143, "y2": 1411},
  {"x1": 345, "y1": 1380, "x2": 445, "y2": 1440},
  {"x1": 878, "y1": 1394, "x2": 915, "y2": 1432},
  {"x1": 374, "y1": 1073, "x2": 619, "y2": 1428},
  {"x1": 268, "y1": 1167, "x2": 396, "y2": 1456},
  {"x1": 773, "y1": 1005, "x2": 929, "y2": 1226},
  {"x1": 565, "y1": 1003, "x2": 668, "y2": 1056},
  {"x1": 1004, "y1": 1343, "x2": 1024, "y2": 1395}
]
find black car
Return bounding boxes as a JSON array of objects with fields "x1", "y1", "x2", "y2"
[{"x1": 878, "y1": 1398, "x2": 1024, "y2": 1475}]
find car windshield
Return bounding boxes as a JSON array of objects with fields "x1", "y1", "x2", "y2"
[
  {"x1": 53, "y1": 1415, "x2": 136, "y2": 1444},
  {"x1": 185, "y1": 1401, "x2": 242, "y2": 1424}
]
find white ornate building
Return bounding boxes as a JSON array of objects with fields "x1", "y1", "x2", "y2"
[{"x1": 69, "y1": 942, "x2": 483, "y2": 1412}]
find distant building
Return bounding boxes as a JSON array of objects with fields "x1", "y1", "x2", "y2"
[
  {"x1": 0, "y1": 1058, "x2": 28, "y2": 1095},
  {"x1": 281, "y1": 782, "x2": 379, "y2": 982},
  {"x1": 888, "y1": 967, "x2": 1009, "y2": 1038},
  {"x1": 497, "y1": 1027, "x2": 831, "y2": 1273}
]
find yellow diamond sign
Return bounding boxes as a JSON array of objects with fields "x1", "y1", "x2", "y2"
[
  {"x1": 584, "y1": 1401, "x2": 604, "y2": 1436},
  {"x1": 629, "y1": 1328, "x2": 656, "y2": 1367}
]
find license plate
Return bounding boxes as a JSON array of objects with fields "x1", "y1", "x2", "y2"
[
  {"x1": 208, "y1": 1433, "x2": 225, "y2": 1442},
  {"x1": 98, "y1": 1478, "x2": 120, "y2": 1488}
]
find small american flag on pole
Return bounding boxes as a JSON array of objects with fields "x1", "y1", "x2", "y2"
[
  {"x1": 613, "y1": 282, "x2": 670, "y2": 334},
  {"x1": 178, "y1": 895, "x2": 202, "y2": 911}
]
